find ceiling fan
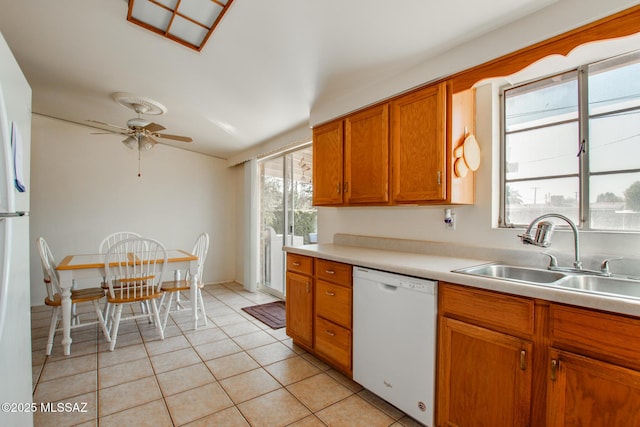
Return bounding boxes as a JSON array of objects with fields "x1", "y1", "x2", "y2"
[{"x1": 88, "y1": 92, "x2": 193, "y2": 151}]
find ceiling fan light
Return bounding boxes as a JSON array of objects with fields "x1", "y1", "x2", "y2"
[
  {"x1": 122, "y1": 136, "x2": 137, "y2": 149},
  {"x1": 138, "y1": 135, "x2": 156, "y2": 151}
]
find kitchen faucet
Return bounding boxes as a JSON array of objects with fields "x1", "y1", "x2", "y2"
[
  {"x1": 519, "y1": 213, "x2": 617, "y2": 276},
  {"x1": 519, "y1": 213, "x2": 582, "y2": 269}
]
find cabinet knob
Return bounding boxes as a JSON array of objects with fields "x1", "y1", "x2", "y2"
[
  {"x1": 551, "y1": 359, "x2": 558, "y2": 381},
  {"x1": 325, "y1": 330, "x2": 336, "y2": 337},
  {"x1": 325, "y1": 270, "x2": 335, "y2": 275},
  {"x1": 336, "y1": 183, "x2": 341, "y2": 194},
  {"x1": 520, "y1": 350, "x2": 526, "y2": 371},
  {"x1": 325, "y1": 291, "x2": 336, "y2": 296},
  {"x1": 292, "y1": 262, "x2": 301, "y2": 266}
]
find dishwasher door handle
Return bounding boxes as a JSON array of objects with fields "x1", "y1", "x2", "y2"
[{"x1": 380, "y1": 283, "x2": 398, "y2": 292}]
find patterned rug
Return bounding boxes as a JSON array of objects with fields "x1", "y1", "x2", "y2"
[{"x1": 241, "y1": 300, "x2": 286, "y2": 329}]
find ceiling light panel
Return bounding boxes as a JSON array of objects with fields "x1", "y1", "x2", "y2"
[
  {"x1": 179, "y1": 0, "x2": 225, "y2": 27},
  {"x1": 128, "y1": 0, "x2": 233, "y2": 51},
  {"x1": 130, "y1": 1, "x2": 173, "y2": 32}
]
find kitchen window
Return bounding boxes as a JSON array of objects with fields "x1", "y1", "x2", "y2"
[{"x1": 501, "y1": 50, "x2": 640, "y2": 231}]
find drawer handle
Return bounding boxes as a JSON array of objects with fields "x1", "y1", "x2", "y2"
[
  {"x1": 325, "y1": 330, "x2": 336, "y2": 337},
  {"x1": 325, "y1": 291, "x2": 335, "y2": 296},
  {"x1": 325, "y1": 270, "x2": 335, "y2": 275},
  {"x1": 292, "y1": 262, "x2": 301, "y2": 266}
]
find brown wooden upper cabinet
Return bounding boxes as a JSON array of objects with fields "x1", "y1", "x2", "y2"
[
  {"x1": 313, "y1": 104, "x2": 389, "y2": 206},
  {"x1": 345, "y1": 104, "x2": 389, "y2": 204},
  {"x1": 312, "y1": 80, "x2": 475, "y2": 206},
  {"x1": 312, "y1": 120, "x2": 344, "y2": 205},
  {"x1": 391, "y1": 82, "x2": 447, "y2": 203}
]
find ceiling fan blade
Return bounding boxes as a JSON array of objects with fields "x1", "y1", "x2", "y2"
[
  {"x1": 142, "y1": 122, "x2": 166, "y2": 133},
  {"x1": 86, "y1": 119, "x2": 130, "y2": 132},
  {"x1": 154, "y1": 133, "x2": 193, "y2": 143}
]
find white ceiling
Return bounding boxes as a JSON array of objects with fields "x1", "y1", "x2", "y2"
[{"x1": 0, "y1": 0, "x2": 559, "y2": 159}]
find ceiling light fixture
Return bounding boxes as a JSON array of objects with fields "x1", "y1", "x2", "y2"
[
  {"x1": 138, "y1": 135, "x2": 157, "y2": 151},
  {"x1": 122, "y1": 135, "x2": 138, "y2": 149},
  {"x1": 127, "y1": 0, "x2": 234, "y2": 51}
]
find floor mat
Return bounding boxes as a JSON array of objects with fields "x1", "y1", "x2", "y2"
[{"x1": 241, "y1": 301, "x2": 286, "y2": 329}]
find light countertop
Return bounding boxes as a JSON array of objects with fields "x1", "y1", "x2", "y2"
[{"x1": 284, "y1": 242, "x2": 640, "y2": 318}]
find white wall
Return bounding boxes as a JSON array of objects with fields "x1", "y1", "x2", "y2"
[{"x1": 29, "y1": 115, "x2": 237, "y2": 306}]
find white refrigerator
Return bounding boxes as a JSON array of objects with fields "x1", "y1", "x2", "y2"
[{"x1": 0, "y1": 32, "x2": 33, "y2": 427}]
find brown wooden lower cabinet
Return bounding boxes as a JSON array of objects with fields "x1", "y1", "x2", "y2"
[
  {"x1": 437, "y1": 282, "x2": 640, "y2": 426},
  {"x1": 285, "y1": 253, "x2": 353, "y2": 377},
  {"x1": 546, "y1": 348, "x2": 640, "y2": 426},
  {"x1": 314, "y1": 316, "x2": 352, "y2": 374},
  {"x1": 437, "y1": 317, "x2": 532, "y2": 427},
  {"x1": 285, "y1": 271, "x2": 313, "y2": 349}
]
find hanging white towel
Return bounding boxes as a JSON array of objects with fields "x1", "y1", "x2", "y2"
[{"x1": 11, "y1": 122, "x2": 24, "y2": 192}]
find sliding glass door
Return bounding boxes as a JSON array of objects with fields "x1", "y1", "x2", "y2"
[{"x1": 258, "y1": 145, "x2": 316, "y2": 298}]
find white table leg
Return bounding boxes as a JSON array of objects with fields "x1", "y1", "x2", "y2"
[{"x1": 58, "y1": 270, "x2": 74, "y2": 355}]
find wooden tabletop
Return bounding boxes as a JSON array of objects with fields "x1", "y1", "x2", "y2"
[{"x1": 56, "y1": 249, "x2": 197, "y2": 270}]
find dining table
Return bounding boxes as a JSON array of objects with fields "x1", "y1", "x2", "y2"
[{"x1": 55, "y1": 249, "x2": 199, "y2": 355}]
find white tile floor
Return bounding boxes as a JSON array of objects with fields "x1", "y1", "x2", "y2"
[{"x1": 31, "y1": 282, "x2": 421, "y2": 426}]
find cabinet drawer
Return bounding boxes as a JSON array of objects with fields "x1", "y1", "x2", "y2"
[
  {"x1": 316, "y1": 280, "x2": 352, "y2": 328},
  {"x1": 287, "y1": 253, "x2": 313, "y2": 276},
  {"x1": 315, "y1": 316, "x2": 352, "y2": 373},
  {"x1": 316, "y1": 259, "x2": 352, "y2": 286},
  {"x1": 440, "y1": 282, "x2": 535, "y2": 337},
  {"x1": 550, "y1": 304, "x2": 640, "y2": 369}
]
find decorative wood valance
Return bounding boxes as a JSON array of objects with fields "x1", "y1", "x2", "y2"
[{"x1": 450, "y1": 5, "x2": 640, "y2": 93}]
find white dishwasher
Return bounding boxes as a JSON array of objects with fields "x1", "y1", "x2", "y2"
[{"x1": 353, "y1": 266, "x2": 437, "y2": 426}]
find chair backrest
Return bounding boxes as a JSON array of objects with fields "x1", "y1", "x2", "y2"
[
  {"x1": 191, "y1": 232, "x2": 209, "y2": 284},
  {"x1": 99, "y1": 232, "x2": 142, "y2": 254},
  {"x1": 36, "y1": 237, "x2": 61, "y2": 300},
  {"x1": 104, "y1": 237, "x2": 167, "y2": 300}
]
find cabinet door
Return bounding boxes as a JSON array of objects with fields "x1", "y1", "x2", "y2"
[
  {"x1": 316, "y1": 280, "x2": 352, "y2": 329},
  {"x1": 285, "y1": 272, "x2": 314, "y2": 348},
  {"x1": 437, "y1": 317, "x2": 532, "y2": 427},
  {"x1": 315, "y1": 316, "x2": 352, "y2": 374},
  {"x1": 313, "y1": 120, "x2": 344, "y2": 205},
  {"x1": 391, "y1": 82, "x2": 447, "y2": 203},
  {"x1": 547, "y1": 349, "x2": 640, "y2": 426},
  {"x1": 344, "y1": 104, "x2": 389, "y2": 204}
]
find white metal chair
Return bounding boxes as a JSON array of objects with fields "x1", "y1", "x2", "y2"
[
  {"x1": 104, "y1": 237, "x2": 167, "y2": 351},
  {"x1": 160, "y1": 232, "x2": 209, "y2": 331},
  {"x1": 36, "y1": 237, "x2": 110, "y2": 355}
]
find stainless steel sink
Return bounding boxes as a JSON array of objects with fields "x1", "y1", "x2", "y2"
[
  {"x1": 454, "y1": 262, "x2": 640, "y2": 300},
  {"x1": 453, "y1": 263, "x2": 567, "y2": 284},
  {"x1": 555, "y1": 275, "x2": 640, "y2": 300}
]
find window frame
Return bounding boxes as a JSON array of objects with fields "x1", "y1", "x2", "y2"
[{"x1": 499, "y1": 51, "x2": 640, "y2": 231}]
